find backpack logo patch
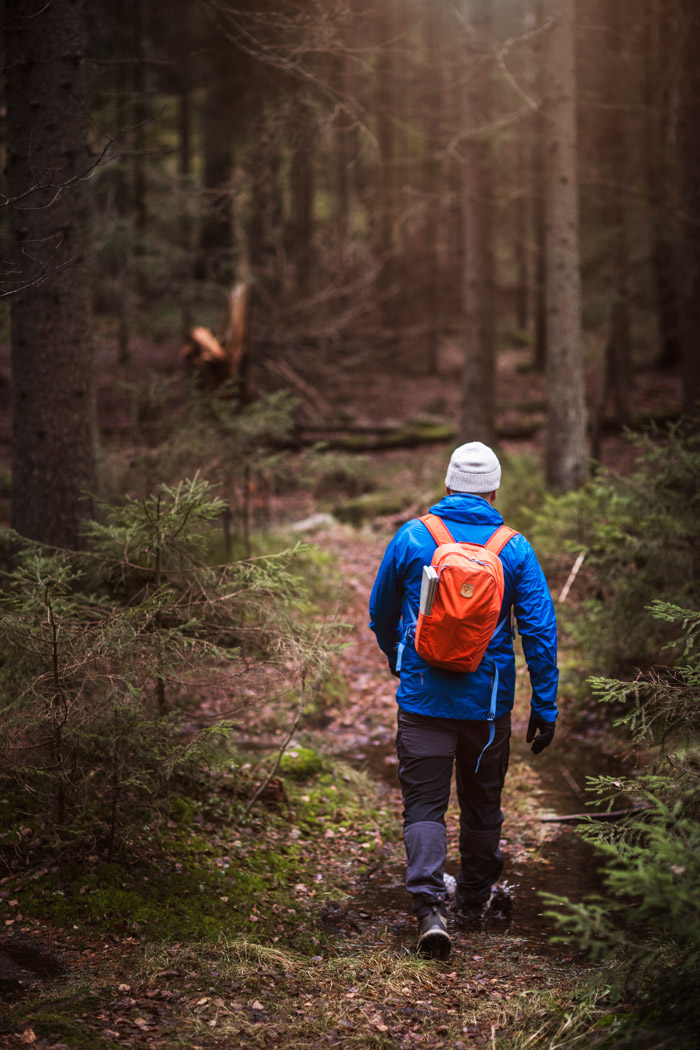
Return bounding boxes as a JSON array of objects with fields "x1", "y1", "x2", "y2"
[{"x1": 460, "y1": 582, "x2": 475, "y2": 598}]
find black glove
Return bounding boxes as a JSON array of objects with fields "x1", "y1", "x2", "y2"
[{"x1": 526, "y1": 712, "x2": 556, "y2": 754}]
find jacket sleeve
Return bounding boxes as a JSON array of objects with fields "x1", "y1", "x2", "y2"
[
  {"x1": 512, "y1": 540, "x2": 559, "y2": 722},
  {"x1": 369, "y1": 532, "x2": 404, "y2": 666}
]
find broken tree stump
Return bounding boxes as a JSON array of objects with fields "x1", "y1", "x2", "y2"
[{"x1": 181, "y1": 281, "x2": 252, "y2": 397}]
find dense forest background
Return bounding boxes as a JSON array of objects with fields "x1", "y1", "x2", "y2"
[
  {"x1": 1, "y1": 0, "x2": 699, "y2": 547},
  {"x1": 1, "y1": 2, "x2": 699, "y2": 1050}
]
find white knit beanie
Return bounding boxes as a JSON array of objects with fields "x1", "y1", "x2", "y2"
[{"x1": 445, "y1": 441, "x2": 501, "y2": 493}]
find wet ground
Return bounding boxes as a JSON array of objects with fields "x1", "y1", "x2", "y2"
[
  {"x1": 321, "y1": 514, "x2": 628, "y2": 963},
  {"x1": 333, "y1": 731, "x2": 612, "y2": 957},
  {"x1": 0, "y1": 937, "x2": 67, "y2": 999}
]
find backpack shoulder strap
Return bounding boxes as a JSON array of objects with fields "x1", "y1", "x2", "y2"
[
  {"x1": 484, "y1": 524, "x2": 519, "y2": 556},
  {"x1": 419, "y1": 513, "x2": 455, "y2": 547}
]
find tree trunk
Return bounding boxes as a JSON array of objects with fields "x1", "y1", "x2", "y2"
[
  {"x1": 132, "y1": 0, "x2": 147, "y2": 238},
  {"x1": 177, "y1": 8, "x2": 194, "y2": 334},
  {"x1": 543, "y1": 0, "x2": 587, "y2": 491},
  {"x1": 5, "y1": 0, "x2": 99, "y2": 547},
  {"x1": 678, "y1": 0, "x2": 700, "y2": 418},
  {"x1": 375, "y1": 0, "x2": 399, "y2": 330},
  {"x1": 199, "y1": 68, "x2": 235, "y2": 283},
  {"x1": 459, "y1": 0, "x2": 495, "y2": 446},
  {"x1": 532, "y1": 0, "x2": 547, "y2": 372},
  {"x1": 248, "y1": 108, "x2": 281, "y2": 295},
  {"x1": 288, "y1": 99, "x2": 316, "y2": 296},
  {"x1": 513, "y1": 137, "x2": 529, "y2": 334},
  {"x1": 646, "y1": 0, "x2": 683, "y2": 372},
  {"x1": 115, "y1": 37, "x2": 131, "y2": 365},
  {"x1": 600, "y1": 0, "x2": 632, "y2": 428},
  {"x1": 332, "y1": 50, "x2": 351, "y2": 250},
  {"x1": 421, "y1": 1, "x2": 444, "y2": 375}
]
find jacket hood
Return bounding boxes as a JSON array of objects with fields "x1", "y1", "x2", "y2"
[{"x1": 428, "y1": 493, "x2": 504, "y2": 527}]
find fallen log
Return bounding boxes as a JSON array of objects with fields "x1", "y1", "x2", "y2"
[
  {"x1": 541, "y1": 804, "x2": 652, "y2": 824},
  {"x1": 298, "y1": 420, "x2": 457, "y2": 451}
]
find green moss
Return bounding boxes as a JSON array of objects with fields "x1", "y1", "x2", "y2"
[
  {"x1": 280, "y1": 746, "x2": 326, "y2": 781},
  {"x1": 169, "y1": 795, "x2": 196, "y2": 826},
  {"x1": 9, "y1": 993, "x2": 117, "y2": 1050},
  {"x1": 330, "y1": 420, "x2": 456, "y2": 453},
  {"x1": 34, "y1": 1016, "x2": 114, "y2": 1049},
  {"x1": 332, "y1": 491, "x2": 412, "y2": 526},
  {"x1": 14, "y1": 852, "x2": 279, "y2": 943},
  {"x1": 500, "y1": 326, "x2": 532, "y2": 348},
  {"x1": 307, "y1": 449, "x2": 377, "y2": 498}
]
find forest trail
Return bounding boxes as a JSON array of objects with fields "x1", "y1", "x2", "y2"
[
  {"x1": 1, "y1": 447, "x2": 623, "y2": 1050},
  {"x1": 2, "y1": 505, "x2": 605, "y2": 1050},
  {"x1": 313, "y1": 515, "x2": 603, "y2": 957}
]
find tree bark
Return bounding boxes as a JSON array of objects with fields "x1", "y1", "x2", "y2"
[
  {"x1": 543, "y1": 0, "x2": 587, "y2": 491},
  {"x1": 646, "y1": 0, "x2": 683, "y2": 372},
  {"x1": 678, "y1": 0, "x2": 700, "y2": 418},
  {"x1": 375, "y1": 0, "x2": 399, "y2": 330},
  {"x1": 288, "y1": 99, "x2": 316, "y2": 296},
  {"x1": 421, "y1": 0, "x2": 444, "y2": 375},
  {"x1": 600, "y1": 0, "x2": 632, "y2": 428},
  {"x1": 513, "y1": 136, "x2": 529, "y2": 334},
  {"x1": 115, "y1": 33, "x2": 131, "y2": 365},
  {"x1": 199, "y1": 64, "x2": 235, "y2": 283},
  {"x1": 5, "y1": 0, "x2": 99, "y2": 547},
  {"x1": 131, "y1": 0, "x2": 147, "y2": 238},
  {"x1": 532, "y1": 0, "x2": 547, "y2": 372},
  {"x1": 459, "y1": 0, "x2": 495, "y2": 446},
  {"x1": 332, "y1": 50, "x2": 351, "y2": 249},
  {"x1": 177, "y1": 4, "x2": 194, "y2": 334}
]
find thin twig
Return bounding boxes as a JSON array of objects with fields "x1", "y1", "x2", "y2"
[
  {"x1": 241, "y1": 671, "x2": 307, "y2": 821},
  {"x1": 558, "y1": 550, "x2": 586, "y2": 603}
]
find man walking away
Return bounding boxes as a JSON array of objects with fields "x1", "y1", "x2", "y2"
[{"x1": 369, "y1": 442, "x2": 558, "y2": 959}]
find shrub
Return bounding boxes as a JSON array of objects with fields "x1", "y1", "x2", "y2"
[
  {"x1": 0, "y1": 477, "x2": 339, "y2": 855},
  {"x1": 526, "y1": 425, "x2": 700, "y2": 675},
  {"x1": 544, "y1": 603, "x2": 700, "y2": 1048}
]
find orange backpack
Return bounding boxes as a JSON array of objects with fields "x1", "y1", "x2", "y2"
[{"x1": 413, "y1": 514, "x2": 518, "y2": 673}]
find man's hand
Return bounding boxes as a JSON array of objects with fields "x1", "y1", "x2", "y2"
[
  {"x1": 388, "y1": 657, "x2": 400, "y2": 679},
  {"x1": 526, "y1": 712, "x2": 556, "y2": 754}
]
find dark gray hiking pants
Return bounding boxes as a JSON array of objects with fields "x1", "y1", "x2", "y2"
[{"x1": 395, "y1": 708, "x2": 511, "y2": 915}]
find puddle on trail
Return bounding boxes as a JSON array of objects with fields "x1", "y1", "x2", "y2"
[
  {"x1": 337, "y1": 730, "x2": 627, "y2": 955},
  {"x1": 0, "y1": 938, "x2": 68, "y2": 999}
]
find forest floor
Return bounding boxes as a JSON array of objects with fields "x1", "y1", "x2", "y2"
[
  {"x1": 0, "y1": 334, "x2": 684, "y2": 1049},
  {"x1": 0, "y1": 514, "x2": 602, "y2": 1050}
]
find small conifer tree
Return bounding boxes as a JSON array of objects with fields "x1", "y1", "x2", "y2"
[
  {"x1": 545, "y1": 603, "x2": 700, "y2": 1046},
  {"x1": 0, "y1": 477, "x2": 338, "y2": 856}
]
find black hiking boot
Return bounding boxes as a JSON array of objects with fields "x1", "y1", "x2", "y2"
[{"x1": 416, "y1": 904, "x2": 451, "y2": 959}]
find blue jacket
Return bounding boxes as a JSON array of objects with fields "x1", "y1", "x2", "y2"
[{"x1": 369, "y1": 494, "x2": 558, "y2": 723}]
